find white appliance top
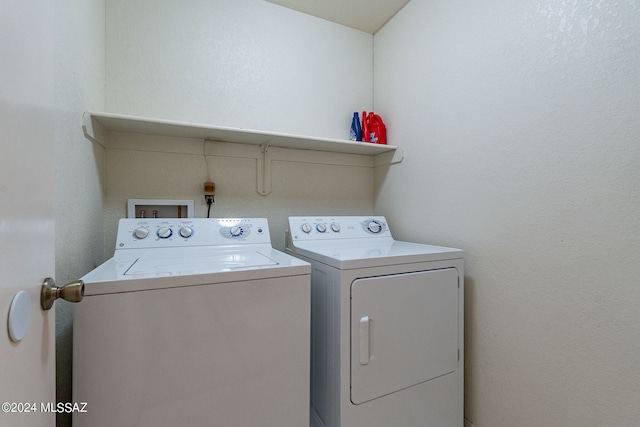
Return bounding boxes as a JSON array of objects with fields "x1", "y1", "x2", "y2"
[
  {"x1": 286, "y1": 216, "x2": 463, "y2": 269},
  {"x1": 82, "y1": 218, "x2": 309, "y2": 296}
]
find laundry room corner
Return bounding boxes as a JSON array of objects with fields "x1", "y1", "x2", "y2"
[
  {"x1": 45, "y1": 0, "x2": 640, "y2": 426},
  {"x1": 51, "y1": 3, "x2": 379, "y2": 422},
  {"x1": 100, "y1": 0, "x2": 378, "y2": 255},
  {"x1": 54, "y1": 0, "x2": 106, "y2": 426}
]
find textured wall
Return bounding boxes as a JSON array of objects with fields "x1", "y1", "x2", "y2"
[
  {"x1": 102, "y1": 133, "x2": 375, "y2": 254},
  {"x1": 102, "y1": 0, "x2": 376, "y2": 253},
  {"x1": 106, "y1": 0, "x2": 373, "y2": 140},
  {"x1": 54, "y1": 1, "x2": 106, "y2": 426},
  {"x1": 374, "y1": 0, "x2": 640, "y2": 425}
]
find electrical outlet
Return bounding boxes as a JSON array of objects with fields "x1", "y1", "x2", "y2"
[
  {"x1": 203, "y1": 181, "x2": 215, "y2": 205},
  {"x1": 204, "y1": 181, "x2": 215, "y2": 196}
]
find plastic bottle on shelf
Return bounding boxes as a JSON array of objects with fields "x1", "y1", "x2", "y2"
[
  {"x1": 361, "y1": 111, "x2": 369, "y2": 142},
  {"x1": 350, "y1": 112, "x2": 362, "y2": 141},
  {"x1": 368, "y1": 112, "x2": 387, "y2": 144}
]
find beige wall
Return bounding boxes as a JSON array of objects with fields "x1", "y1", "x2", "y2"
[
  {"x1": 103, "y1": 133, "x2": 375, "y2": 254},
  {"x1": 105, "y1": 0, "x2": 373, "y2": 140},
  {"x1": 101, "y1": 0, "x2": 377, "y2": 254},
  {"x1": 374, "y1": 0, "x2": 640, "y2": 425},
  {"x1": 54, "y1": 0, "x2": 105, "y2": 425}
]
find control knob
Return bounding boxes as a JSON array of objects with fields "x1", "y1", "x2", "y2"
[
  {"x1": 179, "y1": 226, "x2": 193, "y2": 238},
  {"x1": 230, "y1": 226, "x2": 243, "y2": 237},
  {"x1": 367, "y1": 220, "x2": 382, "y2": 234},
  {"x1": 133, "y1": 227, "x2": 149, "y2": 239},
  {"x1": 157, "y1": 227, "x2": 173, "y2": 239},
  {"x1": 316, "y1": 223, "x2": 327, "y2": 233},
  {"x1": 300, "y1": 223, "x2": 312, "y2": 234},
  {"x1": 330, "y1": 222, "x2": 341, "y2": 232}
]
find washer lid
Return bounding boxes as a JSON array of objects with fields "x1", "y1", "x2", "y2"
[
  {"x1": 288, "y1": 239, "x2": 462, "y2": 269},
  {"x1": 124, "y1": 250, "x2": 278, "y2": 277},
  {"x1": 81, "y1": 247, "x2": 310, "y2": 296}
]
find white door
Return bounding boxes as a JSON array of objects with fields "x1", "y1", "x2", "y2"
[
  {"x1": 350, "y1": 268, "x2": 460, "y2": 405},
  {"x1": 0, "y1": 0, "x2": 56, "y2": 425}
]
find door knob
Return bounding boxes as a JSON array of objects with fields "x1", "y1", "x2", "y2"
[{"x1": 40, "y1": 277, "x2": 84, "y2": 310}]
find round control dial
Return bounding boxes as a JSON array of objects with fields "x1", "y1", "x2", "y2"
[
  {"x1": 366, "y1": 220, "x2": 383, "y2": 234},
  {"x1": 133, "y1": 227, "x2": 149, "y2": 239},
  {"x1": 316, "y1": 223, "x2": 327, "y2": 233},
  {"x1": 179, "y1": 226, "x2": 193, "y2": 238},
  {"x1": 157, "y1": 227, "x2": 173, "y2": 239},
  {"x1": 330, "y1": 222, "x2": 341, "y2": 232},
  {"x1": 300, "y1": 223, "x2": 312, "y2": 234},
  {"x1": 230, "y1": 226, "x2": 243, "y2": 237}
]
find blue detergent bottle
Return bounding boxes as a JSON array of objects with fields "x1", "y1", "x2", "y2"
[{"x1": 350, "y1": 112, "x2": 362, "y2": 141}]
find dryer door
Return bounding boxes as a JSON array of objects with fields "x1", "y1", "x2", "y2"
[{"x1": 350, "y1": 268, "x2": 459, "y2": 404}]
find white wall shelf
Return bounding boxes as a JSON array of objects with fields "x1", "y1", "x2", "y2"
[
  {"x1": 82, "y1": 111, "x2": 404, "y2": 196},
  {"x1": 82, "y1": 111, "x2": 401, "y2": 156}
]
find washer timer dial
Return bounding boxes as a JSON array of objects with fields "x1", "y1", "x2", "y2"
[
  {"x1": 363, "y1": 219, "x2": 384, "y2": 234},
  {"x1": 157, "y1": 227, "x2": 173, "y2": 239}
]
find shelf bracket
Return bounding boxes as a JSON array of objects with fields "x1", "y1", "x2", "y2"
[
  {"x1": 81, "y1": 110, "x2": 106, "y2": 147},
  {"x1": 257, "y1": 140, "x2": 273, "y2": 196},
  {"x1": 373, "y1": 146, "x2": 405, "y2": 167}
]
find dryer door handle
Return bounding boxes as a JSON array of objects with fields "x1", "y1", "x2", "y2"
[{"x1": 359, "y1": 316, "x2": 372, "y2": 365}]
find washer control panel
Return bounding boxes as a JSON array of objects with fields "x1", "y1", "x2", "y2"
[
  {"x1": 116, "y1": 218, "x2": 270, "y2": 249},
  {"x1": 288, "y1": 216, "x2": 391, "y2": 241}
]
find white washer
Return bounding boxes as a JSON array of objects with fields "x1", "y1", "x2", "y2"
[
  {"x1": 286, "y1": 216, "x2": 464, "y2": 427},
  {"x1": 73, "y1": 218, "x2": 310, "y2": 427}
]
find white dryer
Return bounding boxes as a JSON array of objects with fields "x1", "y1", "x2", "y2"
[
  {"x1": 74, "y1": 218, "x2": 310, "y2": 427},
  {"x1": 286, "y1": 216, "x2": 464, "y2": 427}
]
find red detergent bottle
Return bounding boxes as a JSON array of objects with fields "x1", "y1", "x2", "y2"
[
  {"x1": 361, "y1": 111, "x2": 369, "y2": 142},
  {"x1": 368, "y1": 112, "x2": 387, "y2": 144}
]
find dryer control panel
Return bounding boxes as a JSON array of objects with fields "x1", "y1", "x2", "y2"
[
  {"x1": 288, "y1": 216, "x2": 391, "y2": 242},
  {"x1": 115, "y1": 218, "x2": 271, "y2": 249}
]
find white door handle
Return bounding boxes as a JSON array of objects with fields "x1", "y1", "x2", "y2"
[{"x1": 359, "y1": 316, "x2": 371, "y2": 365}]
